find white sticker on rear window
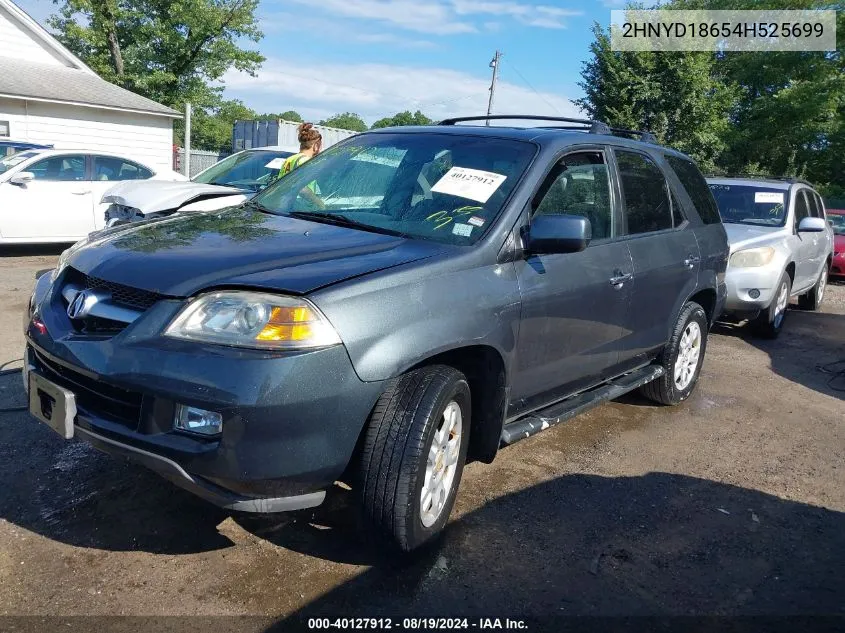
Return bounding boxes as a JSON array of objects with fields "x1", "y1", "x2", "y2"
[
  {"x1": 452, "y1": 223, "x2": 473, "y2": 237},
  {"x1": 755, "y1": 191, "x2": 784, "y2": 204},
  {"x1": 265, "y1": 157, "x2": 286, "y2": 170},
  {"x1": 431, "y1": 167, "x2": 507, "y2": 203}
]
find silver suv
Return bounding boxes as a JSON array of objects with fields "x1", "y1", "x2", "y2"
[{"x1": 708, "y1": 177, "x2": 833, "y2": 337}]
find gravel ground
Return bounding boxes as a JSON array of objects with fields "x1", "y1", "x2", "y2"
[{"x1": 0, "y1": 247, "x2": 843, "y2": 632}]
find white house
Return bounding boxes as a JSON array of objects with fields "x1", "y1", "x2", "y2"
[{"x1": 0, "y1": 0, "x2": 180, "y2": 172}]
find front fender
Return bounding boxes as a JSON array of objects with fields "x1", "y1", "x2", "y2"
[{"x1": 312, "y1": 261, "x2": 522, "y2": 383}]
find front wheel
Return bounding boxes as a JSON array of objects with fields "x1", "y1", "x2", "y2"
[
  {"x1": 798, "y1": 265, "x2": 828, "y2": 311},
  {"x1": 641, "y1": 301, "x2": 709, "y2": 406},
  {"x1": 753, "y1": 273, "x2": 791, "y2": 338},
  {"x1": 356, "y1": 365, "x2": 470, "y2": 552}
]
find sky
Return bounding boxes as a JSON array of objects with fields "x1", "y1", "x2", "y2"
[{"x1": 16, "y1": 0, "x2": 625, "y2": 125}]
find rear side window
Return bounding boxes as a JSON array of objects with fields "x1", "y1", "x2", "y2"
[
  {"x1": 615, "y1": 150, "x2": 672, "y2": 235},
  {"x1": 93, "y1": 156, "x2": 153, "y2": 181},
  {"x1": 665, "y1": 155, "x2": 721, "y2": 224}
]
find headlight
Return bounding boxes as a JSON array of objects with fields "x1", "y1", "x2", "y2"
[
  {"x1": 164, "y1": 291, "x2": 341, "y2": 350},
  {"x1": 729, "y1": 247, "x2": 776, "y2": 268},
  {"x1": 50, "y1": 247, "x2": 72, "y2": 281}
]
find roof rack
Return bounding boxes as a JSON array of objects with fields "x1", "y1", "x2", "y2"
[
  {"x1": 707, "y1": 173, "x2": 813, "y2": 187},
  {"x1": 437, "y1": 114, "x2": 658, "y2": 144}
]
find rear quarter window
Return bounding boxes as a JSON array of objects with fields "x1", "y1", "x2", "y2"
[{"x1": 665, "y1": 155, "x2": 722, "y2": 225}]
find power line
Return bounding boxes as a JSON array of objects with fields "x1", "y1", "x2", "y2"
[{"x1": 503, "y1": 58, "x2": 563, "y2": 116}]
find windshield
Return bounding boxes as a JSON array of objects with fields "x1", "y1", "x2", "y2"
[
  {"x1": 708, "y1": 183, "x2": 789, "y2": 227},
  {"x1": 0, "y1": 151, "x2": 37, "y2": 175},
  {"x1": 193, "y1": 150, "x2": 294, "y2": 192},
  {"x1": 251, "y1": 132, "x2": 536, "y2": 245},
  {"x1": 829, "y1": 213, "x2": 845, "y2": 236}
]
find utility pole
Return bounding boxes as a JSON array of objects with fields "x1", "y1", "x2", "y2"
[
  {"x1": 486, "y1": 50, "x2": 501, "y2": 126},
  {"x1": 183, "y1": 102, "x2": 192, "y2": 178}
]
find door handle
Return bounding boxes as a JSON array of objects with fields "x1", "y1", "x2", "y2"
[
  {"x1": 71, "y1": 190, "x2": 91, "y2": 195},
  {"x1": 609, "y1": 271, "x2": 632, "y2": 286},
  {"x1": 683, "y1": 255, "x2": 701, "y2": 269}
]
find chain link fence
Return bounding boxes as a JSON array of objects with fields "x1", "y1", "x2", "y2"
[{"x1": 173, "y1": 149, "x2": 229, "y2": 178}]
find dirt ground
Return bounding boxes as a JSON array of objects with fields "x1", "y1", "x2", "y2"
[{"x1": 1, "y1": 246, "x2": 843, "y2": 632}]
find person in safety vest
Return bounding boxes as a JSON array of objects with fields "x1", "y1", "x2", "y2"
[{"x1": 275, "y1": 122, "x2": 324, "y2": 208}]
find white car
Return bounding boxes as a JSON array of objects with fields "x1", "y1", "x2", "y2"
[
  {"x1": 101, "y1": 146, "x2": 297, "y2": 225},
  {"x1": 0, "y1": 149, "x2": 185, "y2": 244}
]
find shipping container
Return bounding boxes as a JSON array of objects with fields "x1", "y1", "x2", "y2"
[{"x1": 232, "y1": 119, "x2": 358, "y2": 153}]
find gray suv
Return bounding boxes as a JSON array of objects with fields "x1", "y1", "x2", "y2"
[{"x1": 23, "y1": 116, "x2": 728, "y2": 551}]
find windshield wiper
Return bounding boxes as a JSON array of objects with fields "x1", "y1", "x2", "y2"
[
  {"x1": 242, "y1": 199, "x2": 277, "y2": 215},
  {"x1": 287, "y1": 211, "x2": 408, "y2": 237}
]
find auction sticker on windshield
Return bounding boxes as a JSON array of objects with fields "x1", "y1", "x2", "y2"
[
  {"x1": 431, "y1": 167, "x2": 507, "y2": 203},
  {"x1": 265, "y1": 158, "x2": 286, "y2": 170},
  {"x1": 755, "y1": 191, "x2": 784, "y2": 204}
]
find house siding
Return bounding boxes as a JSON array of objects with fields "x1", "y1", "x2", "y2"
[
  {"x1": 0, "y1": 97, "x2": 174, "y2": 172},
  {"x1": 0, "y1": 5, "x2": 69, "y2": 67}
]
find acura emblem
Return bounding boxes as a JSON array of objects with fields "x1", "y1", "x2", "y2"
[{"x1": 67, "y1": 290, "x2": 97, "y2": 320}]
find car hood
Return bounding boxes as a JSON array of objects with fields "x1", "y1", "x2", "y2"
[
  {"x1": 102, "y1": 180, "x2": 245, "y2": 214},
  {"x1": 835, "y1": 234, "x2": 845, "y2": 252},
  {"x1": 724, "y1": 223, "x2": 785, "y2": 252},
  {"x1": 67, "y1": 208, "x2": 445, "y2": 296}
]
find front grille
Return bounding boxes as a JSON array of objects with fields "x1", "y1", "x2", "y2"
[
  {"x1": 70, "y1": 270, "x2": 164, "y2": 311},
  {"x1": 33, "y1": 349, "x2": 143, "y2": 429}
]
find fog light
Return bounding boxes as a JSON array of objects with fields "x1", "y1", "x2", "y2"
[
  {"x1": 748, "y1": 289, "x2": 761, "y2": 299},
  {"x1": 174, "y1": 405, "x2": 223, "y2": 436}
]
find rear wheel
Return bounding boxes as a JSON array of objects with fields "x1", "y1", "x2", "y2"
[
  {"x1": 641, "y1": 301, "x2": 708, "y2": 406},
  {"x1": 798, "y1": 265, "x2": 828, "y2": 311},
  {"x1": 753, "y1": 273, "x2": 791, "y2": 338},
  {"x1": 356, "y1": 365, "x2": 470, "y2": 552}
]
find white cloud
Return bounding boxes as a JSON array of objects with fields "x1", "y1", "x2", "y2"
[
  {"x1": 282, "y1": 0, "x2": 476, "y2": 35},
  {"x1": 221, "y1": 59, "x2": 582, "y2": 125},
  {"x1": 275, "y1": 0, "x2": 582, "y2": 35},
  {"x1": 262, "y1": 11, "x2": 435, "y2": 48},
  {"x1": 452, "y1": 1, "x2": 582, "y2": 28}
]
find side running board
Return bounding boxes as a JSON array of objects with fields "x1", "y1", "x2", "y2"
[{"x1": 500, "y1": 364, "x2": 665, "y2": 447}]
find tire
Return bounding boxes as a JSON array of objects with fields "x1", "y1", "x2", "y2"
[
  {"x1": 798, "y1": 265, "x2": 828, "y2": 311},
  {"x1": 641, "y1": 301, "x2": 709, "y2": 406},
  {"x1": 753, "y1": 272, "x2": 791, "y2": 339},
  {"x1": 356, "y1": 365, "x2": 471, "y2": 552}
]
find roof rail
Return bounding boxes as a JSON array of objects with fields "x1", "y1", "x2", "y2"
[
  {"x1": 437, "y1": 114, "x2": 655, "y2": 143},
  {"x1": 708, "y1": 173, "x2": 814, "y2": 187}
]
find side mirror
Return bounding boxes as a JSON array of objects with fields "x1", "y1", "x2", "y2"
[
  {"x1": 798, "y1": 217, "x2": 826, "y2": 233},
  {"x1": 523, "y1": 214, "x2": 591, "y2": 255},
  {"x1": 9, "y1": 172, "x2": 34, "y2": 186}
]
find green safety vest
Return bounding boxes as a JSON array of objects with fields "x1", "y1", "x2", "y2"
[{"x1": 276, "y1": 153, "x2": 318, "y2": 194}]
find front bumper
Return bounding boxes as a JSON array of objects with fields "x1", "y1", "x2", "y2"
[
  {"x1": 24, "y1": 273, "x2": 385, "y2": 511},
  {"x1": 831, "y1": 253, "x2": 845, "y2": 278},
  {"x1": 723, "y1": 264, "x2": 783, "y2": 314}
]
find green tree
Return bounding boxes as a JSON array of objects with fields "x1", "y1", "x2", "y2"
[
  {"x1": 193, "y1": 99, "x2": 256, "y2": 152},
  {"x1": 668, "y1": 0, "x2": 844, "y2": 195},
  {"x1": 576, "y1": 23, "x2": 736, "y2": 171},
  {"x1": 319, "y1": 112, "x2": 368, "y2": 132},
  {"x1": 371, "y1": 110, "x2": 432, "y2": 129},
  {"x1": 48, "y1": 0, "x2": 265, "y2": 148},
  {"x1": 256, "y1": 110, "x2": 303, "y2": 122}
]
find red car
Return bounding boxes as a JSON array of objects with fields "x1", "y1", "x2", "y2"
[{"x1": 829, "y1": 209, "x2": 845, "y2": 279}]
